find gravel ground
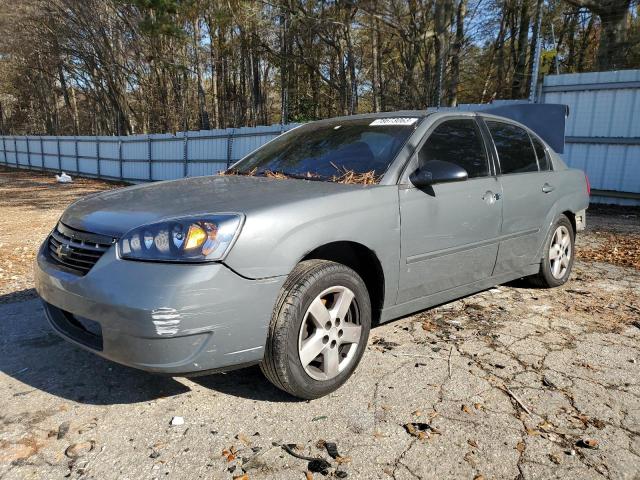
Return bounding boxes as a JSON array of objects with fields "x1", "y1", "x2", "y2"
[{"x1": 0, "y1": 165, "x2": 638, "y2": 480}]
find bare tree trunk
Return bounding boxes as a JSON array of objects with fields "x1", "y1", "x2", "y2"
[
  {"x1": 526, "y1": 0, "x2": 543, "y2": 96},
  {"x1": 193, "y1": 19, "x2": 210, "y2": 130},
  {"x1": 280, "y1": 1, "x2": 289, "y2": 124},
  {"x1": 494, "y1": 2, "x2": 508, "y2": 99},
  {"x1": 565, "y1": 0, "x2": 631, "y2": 70},
  {"x1": 345, "y1": 7, "x2": 358, "y2": 115},
  {"x1": 577, "y1": 13, "x2": 595, "y2": 71},
  {"x1": 511, "y1": 0, "x2": 531, "y2": 98},
  {"x1": 448, "y1": 0, "x2": 466, "y2": 106},
  {"x1": 371, "y1": 14, "x2": 380, "y2": 112}
]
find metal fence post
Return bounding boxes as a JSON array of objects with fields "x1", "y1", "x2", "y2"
[
  {"x1": 39, "y1": 136, "x2": 44, "y2": 170},
  {"x1": 96, "y1": 137, "x2": 101, "y2": 178},
  {"x1": 118, "y1": 138, "x2": 123, "y2": 180},
  {"x1": 147, "y1": 135, "x2": 152, "y2": 181},
  {"x1": 56, "y1": 138, "x2": 62, "y2": 172},
  {"x1": 25, "y1": 136, "x2": 31, "y2": 169},
  {"x1": 183, "y1": 132, "x2": 189, "y2": 178},
  {"x1": 1, "y1": 137, "x2": 6, "y2": 165},
  {"x1": 226, "y1": 129, "x2": 235, "y2": 168},
  {"x1": 74, "y1": 136, "x2": 79, "y2": 174},
  {"x1": 13, "y1": 137, "x2": 18, "y2": 167}
]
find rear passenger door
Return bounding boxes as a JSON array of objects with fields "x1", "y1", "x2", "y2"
[
  {"x1": 482, "y1": 119, "x2": 558, "y2": 275},
  {"x1": 397, "y1": 117, "x2": 502, "y2": 304}
]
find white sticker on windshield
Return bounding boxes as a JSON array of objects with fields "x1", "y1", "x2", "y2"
[{"x1": 370, "y1": 117, "x2": 418, "y2": 126}]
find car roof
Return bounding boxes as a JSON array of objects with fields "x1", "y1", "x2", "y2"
[{"x1": 309, "y1": 109, "x2": 520, "y2": 124}]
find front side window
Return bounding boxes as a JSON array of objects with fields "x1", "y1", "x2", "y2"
[
  {"x1": 418, "y1": 119, "x2": 489, "y2": 178},
  {"x1": 530, "y1": 134, "x2": 550, "y2": 171},
  {"x1": 230, "y1": 118, "x2": 418, "y2": 182},
  {"x1": 486, "y1": 121, "x2": 539, "y2": 174}
]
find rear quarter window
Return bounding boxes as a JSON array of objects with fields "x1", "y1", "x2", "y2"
[
  {"x1": 530, "y1": 134, "x2": 550, "y2": 171},
  {"x1": 486, "y1": 121, "x2": 539, "y2": 174}
]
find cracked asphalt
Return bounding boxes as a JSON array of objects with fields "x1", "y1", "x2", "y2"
[{"x1": 0, "y1": 167, "x2": 639, "y2": 479}]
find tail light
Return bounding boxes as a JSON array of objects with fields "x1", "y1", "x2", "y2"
[{"x1": 585, "y1": 173, "x2": 591, "y2": 196}]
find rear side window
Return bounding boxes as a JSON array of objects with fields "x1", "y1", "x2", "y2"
[
  {"x1": 418, "y1": 119, "x2": 488, "y2": 178},
  {"x1": 530, "y1": 135, "x2": 550, "y2": 171},
  {"x1": 486, "y1": 121, "x2": 538, "y2": 174}
]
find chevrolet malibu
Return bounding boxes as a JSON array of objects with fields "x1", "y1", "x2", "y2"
[{"x1": 35, "y1": 111, "x2": 589, "y2": 399}]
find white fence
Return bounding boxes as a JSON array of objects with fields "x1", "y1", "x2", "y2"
[
  {"x1": 540, "y1": 69, "x2": 640, "y2": 205},
  {"x1": 0, "y1": 125, "x2": 297, "y2": 183},
  {"x1": 2, "y1": 71, "x2": 639, "y2": 206}
]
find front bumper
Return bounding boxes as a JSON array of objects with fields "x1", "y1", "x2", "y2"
[{"x1": 35, "y1": 242, "x2": 285, "y2": 375}]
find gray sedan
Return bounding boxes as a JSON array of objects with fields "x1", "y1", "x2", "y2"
[{"x1": 35, "y1": 111, "x2": 589, "y2": 399}]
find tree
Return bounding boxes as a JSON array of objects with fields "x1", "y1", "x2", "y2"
[{"x1": 564, "y1": 0, "x2": 633, "y2": 69}]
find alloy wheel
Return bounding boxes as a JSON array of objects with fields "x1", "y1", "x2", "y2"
[
  {"x1": 297, "y1": 286, "x2": 362, "y2": 381},
  {"x1": 549, "y1": 225, "x2": 571, "y2": 279}
]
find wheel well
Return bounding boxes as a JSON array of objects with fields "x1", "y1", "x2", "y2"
[
  {"x1": 562, "y1": 210, "x2": 576, "y2": 233},
  {"x1": 301, "y1": 242, "x2": 385, "y2": 324}
]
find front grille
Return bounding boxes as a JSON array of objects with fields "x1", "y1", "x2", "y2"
[{"x1": 47, "y1": 222, "x2": 115, "y2": 275}]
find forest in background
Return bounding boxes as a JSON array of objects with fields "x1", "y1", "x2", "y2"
[{"x1": 0, "y1": 0, "x2": 638, "y2": 136}]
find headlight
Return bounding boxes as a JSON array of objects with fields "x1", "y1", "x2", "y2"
[{"x1": 118, "y1": 214, "x2": 243, "y2": 262}]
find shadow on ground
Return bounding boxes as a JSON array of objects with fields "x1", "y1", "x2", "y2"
[{"x1": 0, "y1": 293, "x2": 295, "y2": 405}]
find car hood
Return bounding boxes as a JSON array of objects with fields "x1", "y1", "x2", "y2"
[{"x1": 60, "y1": 175, "x2": 367, "y2": 237}]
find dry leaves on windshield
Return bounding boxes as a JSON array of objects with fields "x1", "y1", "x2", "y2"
[{"x1": 329, "y1": 162, "x2": 379, "y2": 185}]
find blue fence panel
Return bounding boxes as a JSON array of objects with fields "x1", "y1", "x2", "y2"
[
  {"x1": 541, "y1": 69, "x2": 640, "y2": 205},
  {"x1": 42, "y1": 138, "x2": 59, "y2": 170}
]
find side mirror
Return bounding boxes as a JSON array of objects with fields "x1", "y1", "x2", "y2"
[{"x1": 409, "y1": 160, "x2": 468, "y2": 187}]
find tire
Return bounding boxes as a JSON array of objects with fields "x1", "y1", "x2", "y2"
[
  {"x1": 260, "y1": 259, "x2": 371, "y2": 399},
  {"x1": 528, "y1": 214, "x2": 575, "y2": 288}
]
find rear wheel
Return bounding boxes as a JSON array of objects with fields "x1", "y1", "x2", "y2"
[
  {"x1": 260, "y1": 260, "x2": 371, "y2": 399},
  {"x1": 528, "y1": 215, "x2": 575, "y2": 288}
]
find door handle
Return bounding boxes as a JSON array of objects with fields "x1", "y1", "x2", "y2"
[
  {"x1": 542, "y1": 183, "x2": 555, "y2": 193},
  {"x1": 482, "y1": 191, "x2": 501, "y2": 204}
]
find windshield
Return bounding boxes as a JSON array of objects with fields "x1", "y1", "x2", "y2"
[{"x1": 228, "y1": 118, "x2": 419, "y2": 183}]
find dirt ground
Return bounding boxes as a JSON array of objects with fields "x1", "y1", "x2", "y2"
[{"x1": 0, "y1": 165, "x2": 638, "y2": 480}]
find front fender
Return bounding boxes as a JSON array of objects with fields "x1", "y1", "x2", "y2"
[{"x1": 224, "y1": 186, "x2": 401, "y2": 307}]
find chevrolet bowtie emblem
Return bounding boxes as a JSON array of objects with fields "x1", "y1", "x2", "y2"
[{"x1": 56, "y1": 243, "x2": 72, "y2": 258}]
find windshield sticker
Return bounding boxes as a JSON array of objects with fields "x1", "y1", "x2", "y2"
[{"x1": 370, "y1": 117, "x2": 418, "y2": 126}]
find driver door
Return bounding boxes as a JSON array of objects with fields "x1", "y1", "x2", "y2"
[{"x1": 397, "y1": 117, "x2": 502, "y2": 304}]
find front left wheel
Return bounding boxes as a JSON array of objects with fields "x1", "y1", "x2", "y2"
[{"x1": 260, "y1": 259, "x2": 371, "y2": 399}]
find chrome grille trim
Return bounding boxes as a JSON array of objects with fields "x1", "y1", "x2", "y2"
[{"x1": 47, "y1": 223, "x2": 115, "y2": 275}]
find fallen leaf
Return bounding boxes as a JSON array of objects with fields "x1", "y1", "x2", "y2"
[
  {"x1": 235, "y1": 433, "x2": 251, "y2": 446},
  {"x1": 576, "y1": 438, "x2": 599, "y2": 449},
  {"x1": 538, "y1": 421, "x2": 554, "y2": 432},
  {"x1": 421, "y1": 320, "x2": 434, "y2": 331},
  {"x1": 308, "y1": 459, "x2": 331, "y2": 474},
  {"x1": 516, "y1": 441, "x2": 525, "y2": 453},
  {"x1": 324, "y1": 442, "x2": 340, "y2": 459},
  {"x1": 57, "y1": 421, "x2": 71, "y2": 440},
  {"x1": 65, "y1": 441, "x2": 95, "y2": 459},
  {"x1": 467, "y1": 439, "x2": 478, "y2": 448},
  {"x1": 404, "y1": 423, "x2": 428, "y2": 440},
  {"x1": 461, "y1": 404, "x2": 472, "y2": 414}
]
